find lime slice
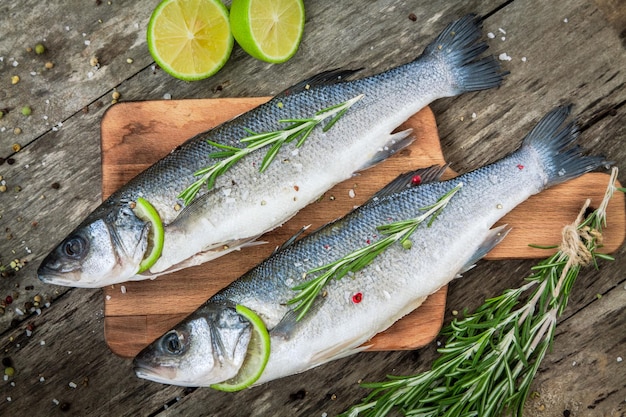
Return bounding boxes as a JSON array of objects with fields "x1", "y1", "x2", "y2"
[
  {"x1": 230, "y1": 0, "x2": 305, "y2": 64},
  {"x1": 211, "y1": 304, "x2": 271, "y2": 391},
  {"x1": 147, "y1": 0, "x2": 234, "y2": 81},
  {"x1": 133, "y1": 197, "x2": 165, "y2": 273}
]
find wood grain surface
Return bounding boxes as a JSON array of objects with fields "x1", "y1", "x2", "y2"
[
  {"x1": 1, "y1": 1, "x2": 625, "y2": 416},
  {"x1": 100, "y1": 99, "x2": 625, "y2": 358}
]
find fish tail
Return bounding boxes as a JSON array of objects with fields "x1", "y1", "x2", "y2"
[
  {"x1": 423, "y1": 14, "x2": 508, "y2": 93},
  {"x1": 522, "y1": 105, "x2": 609, "y2": 187}
]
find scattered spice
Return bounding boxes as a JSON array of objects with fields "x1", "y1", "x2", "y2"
[
  {"x1": 5, "y1": 295, "x2": 13, "y2": 304},
  {"x1": 408, "y1": 13, "x2": 417, "y2": 22},
  {"x1": 35, "y1": 43, "x2": 46, "y2": 55},
  {"x1": 11, "y1": 75, "x2": 20, "y2": 85},
  {"x1": 126, "y1": 58, "x2": 133, "y2": 64},
  {"x1": 44, "y1": 61, "x2": 54, "y2": 69},
  {"x1": 4, "y1": 367, "x2": 15, "y2": 377},
  {"x1": 0, "y1": 185, "x2": 6, "y2": 193},
  {"x1": 89, "y1": 56, "x2": 99, "y2": 67},
  {"x1": 12, "y1": 143, "x2": 21, "y2": 152},
  {"x1": 13, "y1": 128, "x2": 22, "y2": 135},
  {"x1": 7, "y1": 158, "x2": 15, "y2": 165},
  {"x1": 21, "y1": 106, "x2": 31, "y2": 116},
  {"x1": 51, "y1": 182, "x2": 60, "y2": 189},
  {"x1": 59, "y1": 402, "x2": 71, "y2": 412},
  {"x1": 351, "y1": 292, "x2": 363, "y2": 304}
]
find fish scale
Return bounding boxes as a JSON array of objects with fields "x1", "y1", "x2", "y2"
[
  {"x1": 39, "y1": 14, "x2": 508, "y2": 288},
  {"x1": 133, "y1": 105, "x2": 608, "y2": 387}
]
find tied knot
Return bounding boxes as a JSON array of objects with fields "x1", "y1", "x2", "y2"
[{"x1": 559, "y1": 199, "x2": 602, "y2": 268}]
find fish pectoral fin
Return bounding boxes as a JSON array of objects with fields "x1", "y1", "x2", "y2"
[
  {"x1": 269, "y1": 309, "x2": 301, "y2": 340},
  {"x1": 368, "y1": 164, "x2": 448, "y2": 203},
  {"x1": 457, "y1": 224, "x2": 512, "y2": 277},
  {"x1": 357, "y1": 129, "x2": 415, "y2": 172},
  {"x1": 310, "y1": 338, "x2": 372, "y2": 366},
  {"x1": 270, "y1": 296, "x2": 326, "y2": 340}
]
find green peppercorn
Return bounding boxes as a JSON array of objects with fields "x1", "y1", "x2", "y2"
[
  {"x1": 21, "y1": 106, "x2": 31, "y2": 116},
  {"x1": 4, "y1": 366, "x2": 15, "y2": 377},
  {"x1": 35, "y1": 43, "x2": 45, "y2": 55}
]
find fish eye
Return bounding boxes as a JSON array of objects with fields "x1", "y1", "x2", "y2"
[
  {"x1": 163, "y1": 331, "x2": 185, "y2": 355},
  {"x1": 63, "y1": 236, "x2": 87, "y2": 259}
]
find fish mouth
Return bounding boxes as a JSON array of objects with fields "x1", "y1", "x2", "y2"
[
  {"x1": 37, "y1": 261, "x2": 79, "y2": 286},
  {"x1": 133, "y1": 362, "x2": 195, "y2": 386}
]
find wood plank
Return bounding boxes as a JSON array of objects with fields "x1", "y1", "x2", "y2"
[{"x1": 100, "y1": 98, "x2": 625, "y2": 358}]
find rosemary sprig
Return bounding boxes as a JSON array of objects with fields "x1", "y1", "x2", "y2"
[
  {"x1": 177, "y1": 94, "x2": 364, "y2": 205},
  {"x1": 288, "y1": 183, "x2": 463, "y2": 321},
  {"x1": 341, "y1": 167, "x2": 622, "y2": 417}
]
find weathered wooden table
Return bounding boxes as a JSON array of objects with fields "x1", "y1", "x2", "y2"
[{"x1": 1, "y1": 1, "x2": 624, "y2": 416}]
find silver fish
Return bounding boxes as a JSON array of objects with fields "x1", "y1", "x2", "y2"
[
  {"x1": 38, "y1": 14, "x2": 506, "y2": 287},
  {"x1": 133, "y1": 105, "x2": 607, "y2": 387}
]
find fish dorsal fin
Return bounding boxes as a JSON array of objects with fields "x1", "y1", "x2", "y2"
[
  {"x1": 370, "y1": 164, "x2": 448, "y2": 202},
  {"x1": 276, "y1": 69, "x2": 361, "y2": 98},
  {"x1": 357, "y1": 129, "x2": 416, "y2": 172},
  {"x1": 272, "y1": 225, "x2": 311, "y2": 255},
  {"x1": 456, "y1": 224, "x2": 512, "y2": 277}
]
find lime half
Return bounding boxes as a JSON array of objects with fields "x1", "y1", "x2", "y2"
[
  {"x1": 133, "y1": 197, "x2": 165, "y2": 273},
  {"x1": 211, "y1": 304, "x2": 271, "y2": 391},
  {"x1": 230, "y1": 0, "x2": 305, "y2": 63},
  {"x1": 147, "y1": 0, "x2": 234, "y2": 81}
]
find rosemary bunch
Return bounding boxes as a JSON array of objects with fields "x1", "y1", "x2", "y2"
[
  {"x1": 342, "y1": 167, "x2": 623, "y2": 417},
  {"x1": 178, "y1": 95, "x2": 363, "y2": 205}
]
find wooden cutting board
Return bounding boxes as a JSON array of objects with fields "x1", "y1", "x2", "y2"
[{"x1": 100, "y1": 98, "x2": 625, "y2": 358}]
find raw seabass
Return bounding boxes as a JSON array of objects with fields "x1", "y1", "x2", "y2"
[
  {"x1": 38, "y1": 14, "x2": 506, "y2": 287},
  {"x1": 133, "y1": 105, "x2": 608, "y2": 387}
]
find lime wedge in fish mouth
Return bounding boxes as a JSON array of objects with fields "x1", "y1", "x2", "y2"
[
  {"x1": 133, "y1": 197, "x2": 165, "y2": 274},
  {"x1": 211, "y1": 304, "x2": 271, "y2": 392}
]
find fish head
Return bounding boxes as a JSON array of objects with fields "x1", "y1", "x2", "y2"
[
  {"x1": 37, "y1": 203, "x2": 149, "y2": 287},
  {"x1": 133, "y1": 303, "x2": 252, "y2": 387}
]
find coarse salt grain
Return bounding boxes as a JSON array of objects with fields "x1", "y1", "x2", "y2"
[
  {"x1": 6, "y1": 397, "x2": 11, "y2": 402},
  {"x1": 69, "y1": 381, "x2": 77, "y2": 389},
  {"x1": 105, "y1": 295, "x2": 112, "y2": 301},
  {"x1": 521, "y1": 57, "x2": 527, "y2": 62},
  {"x1": 121, "y1": 285, "x2": 127, "y2": 294},
  {"x1": 53, "y1": 398, "x2": 60, "y2": 405},
  {"x1": 563, "y1": 18, "x2": 568, "y2": 23},
  {"x1": 487, "y1": 32, "x2": 495, "y2": 39},
  {"x1": 87, "y1": 71, "x2": 94, "y2": 78},
  {"x1": 348, "y1": 189, "x2": 356, "y2": 198},
  {"x1": 14, "y1": 308, "x2": 24, "y2": 316},
  {"x1": 40, "y1": 340, "x2": 46, "y2": 346},
  {"x1": 163, "y1": 93, "x2": 172, "y2": 100},
  {"x1": 498, "y1": 53, "x2": 512, "y2": 61},
  {"x1": 26, "y1": 329, "x2": 32, "y2": 337},
  {"x1": 617, "y1": 357, "x2": 623, "y2": 363},
  {"x1": 40, "y1": 376, "x2": 45, "y2": 382}
]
